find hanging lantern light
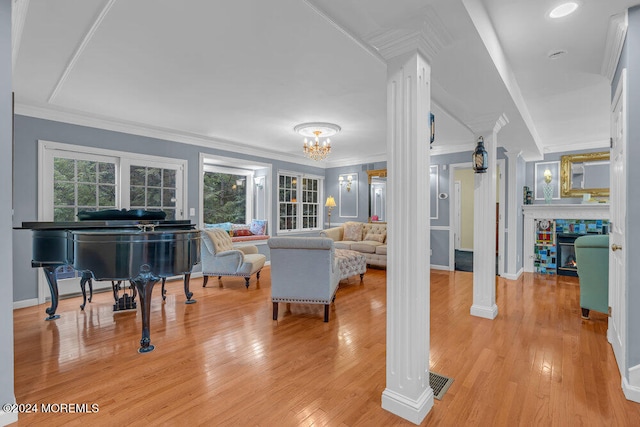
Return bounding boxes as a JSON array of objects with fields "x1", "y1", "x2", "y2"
[{"x1": 472, "y1": 136, "x2": 488, "y2": 173}]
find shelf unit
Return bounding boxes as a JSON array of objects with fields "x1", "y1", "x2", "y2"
[{"x1": 534, "y1": 219, "x2": 556, "y2": 274}]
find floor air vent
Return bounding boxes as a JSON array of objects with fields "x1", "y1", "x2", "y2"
[{"x1": 429, "y1": 371, "x2": 454, "y2": 400}]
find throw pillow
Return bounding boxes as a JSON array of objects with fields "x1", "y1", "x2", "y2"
[
  {"x1": 205, "y1": 222, "x2": 233, "y2": 231},
  {"x1": 234, "y1": 229, "x2": 253, "y2": 237},
  {"x1": 249, "y1": 219, "x2": 267, "y2": 236},
  {"x1": 364, "y1": 232, "x2": 385, "y2": 243},
  {"x1": 343, "y1": 222, "x2": 363, "y2": 241}
]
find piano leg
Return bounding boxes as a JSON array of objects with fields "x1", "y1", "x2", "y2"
[
  {"x1": 79, "y1": 271, "x2": 93, "y2": 310},
  {"x1": 42, "y1": 266, "x2": 60, "y2": 321},
  {"x1": 131, "y1": 269, "x2": 159, "y2": 353},
  {"x1": 161, "y1": 274, "x2": 196, "y2": 304},
  {"x1": 183, "y1": 273, "x2": 196, "y2": 304}
]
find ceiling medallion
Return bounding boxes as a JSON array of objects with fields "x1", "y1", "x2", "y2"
[{"x1": 294, "y1": 122, "x2": 341, "y2": 161}]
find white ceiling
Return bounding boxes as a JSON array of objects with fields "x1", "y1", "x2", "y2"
[{"x1": 12, "y1": 0, "x2": 639, "y2": 166}]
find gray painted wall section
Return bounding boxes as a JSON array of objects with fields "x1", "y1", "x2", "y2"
[
  {"x1": 623, "y1": 5, "x2": 640, "y2": 375},
  {"x1": 325, "y1": 162, "x2": 386, "y2": 224},
  {"x1": 524, "y1": 148, "x2": 609, "y2": 205},
  {"x1": 12, "y1": 115, "x2": 324, "y2": 302},
  {"x1": 1, "y1": 0, "x2": 16, "y2": 422}
]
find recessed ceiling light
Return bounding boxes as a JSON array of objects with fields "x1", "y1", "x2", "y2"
[{"x1": 549, "y1": 2, "x2": 579, "y2": 19}]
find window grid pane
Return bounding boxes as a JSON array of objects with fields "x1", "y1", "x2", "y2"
[
  {"x1": 279, "y1": 174, "x2": 320, "y2": 231},
  {"x1": 53, "y1": 158, "x2": 117, "y2": 221},
  {"x1": 130, "y1": 166, "x2": 179, "y2": 217}
]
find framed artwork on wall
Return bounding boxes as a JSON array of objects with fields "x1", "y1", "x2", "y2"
[{"x1": 534, "y1": 161, "x2": 560, "y2": 201}]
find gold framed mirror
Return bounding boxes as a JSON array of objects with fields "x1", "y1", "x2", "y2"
[
  {"x1": 367, "y1": 169, "x2": 387, "y2": 222},
  {"x1": 560, "y1": 151, "x2": 610, "y2": 198}
]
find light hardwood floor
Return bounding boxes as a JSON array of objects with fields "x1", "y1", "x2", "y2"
[{"x1": 12, "y1": 268, "x2": 640, "y2": 426}]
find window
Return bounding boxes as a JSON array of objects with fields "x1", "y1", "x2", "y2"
[
  {"x1": 39, "y1": 140, "x2": 187, "y2": 297},
  {"x1": 129, "y1": 165, "x2": 178, "y2": 220},
  {"x1": 202, "y1": 167, "x2": 251, "y2": 224},
  {"x1": 53, "y1": 156, "x2": 117, "y2": 221},
  {"x1": 278, "y1": 172, "x2": 323, "y2": 231}
]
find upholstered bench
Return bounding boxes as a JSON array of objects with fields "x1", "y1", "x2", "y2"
[{"x1": 335, "y1": 249, "x2": 366, "y2": 281}]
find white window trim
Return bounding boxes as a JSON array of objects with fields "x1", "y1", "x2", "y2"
[
  {"x1": 198, "y1": 153, "x2": 273, "y2": 235},
  {"x1": 37, "y1": 140, "x2": 188, "y2": 303},
  {"x1": 38, "y1": 140, "x2": 188, "y2": 220},
  {"x1": 277, "y1": 169, "x2": 324, "y2": 233}
]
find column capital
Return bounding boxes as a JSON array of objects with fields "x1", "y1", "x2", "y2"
[
  {"x1": 366, "y1": 13, "x2": 451, "y2": 62},
  {"x1": 493, "y1": 113, "x2": 509, "y2": 134}
]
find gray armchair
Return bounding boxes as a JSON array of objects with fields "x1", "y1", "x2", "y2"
[
  {"x1": 201, "y1": 228, "x2": 266, "y2": 288},
  {"x1": 268, "y1": 236, "x2": 341, "y2": 322}
]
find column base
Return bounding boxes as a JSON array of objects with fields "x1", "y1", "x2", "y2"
[
  {"x1": 470, "y1": 303, "x2": 498, "y2": 319},
  {"x1": 381, "y1": 387, "x2": 434, "y2": 425}
]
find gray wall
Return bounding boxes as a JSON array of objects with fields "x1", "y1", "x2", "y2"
[
  {"x1": 12, "y1": 115, "x2": 324, "y2": 302},
  {"x1": 1, "y1": 0, "x2": 16, "y2": 422},
  {"x1": 325, "y1": 162, "x2": 386, "y2": 224}
]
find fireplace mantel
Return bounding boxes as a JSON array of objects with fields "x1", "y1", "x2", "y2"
[
  {"x1": 522, "y1": 204, "x2": 610, "y2": 273},
  {"x1": 523, "y1": 203, "x2": 610, "y2": 220}
]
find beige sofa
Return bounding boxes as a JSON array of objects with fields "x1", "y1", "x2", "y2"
[{"x1": 320, "y1": 221, "x2": 387, "y2": 267}]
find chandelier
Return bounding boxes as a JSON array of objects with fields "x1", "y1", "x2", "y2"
[{"x1": 294, "y1": 122, "x2": 341, "y2": 161}]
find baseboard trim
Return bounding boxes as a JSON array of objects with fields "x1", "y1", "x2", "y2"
[
  {"x1": 13, "y1": 298, "x2": 39, "y2": 310},
  {"x1": 381, "y1": 386, "x2": 434, "y2": 425},
  {"x1": 0, "y1": 407, "x2": 19, "y2": 425},
  {"x1": 501, "y1": 268, "x2": 523, "y2": 281},
  {"x1": 470, "y1": 303, "x2": 498, "y2": 319},
  {"x1": 622, "y1": 376, "x2": 640, "y2": 403},
  {"x1": 430, "y1": 264, "x2": 450, "y2": 271}
]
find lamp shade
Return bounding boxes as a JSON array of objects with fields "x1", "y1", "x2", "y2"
[{"x1": 325, "y1": 196, "x2": 336, "y2": 208}]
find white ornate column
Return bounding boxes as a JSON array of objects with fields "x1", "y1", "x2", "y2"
[
  {"x1": 379, "y1": 46, "x2": 433, "y2": 424},
  {"x1": 471, "y1": 114, "x2": 508, "y2": 319}
]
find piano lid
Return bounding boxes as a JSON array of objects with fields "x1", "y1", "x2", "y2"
[{"x1": 18, "y1": 220, "x2": 194, "y2": 230}]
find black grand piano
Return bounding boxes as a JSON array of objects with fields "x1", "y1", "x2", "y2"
[{"x1": 21, "y1": 209, "x2": 201, "y2": 353}]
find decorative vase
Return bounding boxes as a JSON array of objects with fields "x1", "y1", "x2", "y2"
[{"x1": 543, "y1": 183, "x2": 553, "y2": 204}]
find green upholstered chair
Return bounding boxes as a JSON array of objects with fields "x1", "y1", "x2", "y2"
[{"x1": 574, "y1": 234, "x2": 609, "y2": 319}]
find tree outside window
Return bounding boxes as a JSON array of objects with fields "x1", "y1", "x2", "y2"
[{"x1": 203, "y1": 171, "x2": 247, "y2": 224}]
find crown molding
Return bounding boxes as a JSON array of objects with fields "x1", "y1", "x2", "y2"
[
  {"x1": 542, "y1": 138, "x2": 609, "y2": 154},
  {"x1": 324, "y1": 152, "x2": 387, "y2": 168},
  {"x1": 15, "y1": 103, "x2": 325, "y2": 168},
  {"x1": 365, "y1": 7, "x2": 452, "y2": 62},
  {"x1": 48, "y1": 0, "x2": 117, "y2": 103},
  {"x1": 11, "y1": 0, "x2": 30, "y2": 72},
  {"x1": 302, "y1": 0, "x2": 386, "y2": 65},
  {"x1": 601, "y1": 12, "x2": 628, "y2": 82}
]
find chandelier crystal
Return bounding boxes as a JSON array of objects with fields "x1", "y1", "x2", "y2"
[{"x1": 294, "y1": 122, "x2": 341, "y2": 161}]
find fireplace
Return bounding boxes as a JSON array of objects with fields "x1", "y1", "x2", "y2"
[{"x1": 557, "y1": 233, "x2": 580, "y2": 277}]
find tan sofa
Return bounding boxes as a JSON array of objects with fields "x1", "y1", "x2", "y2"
[{"x1": 320, "y1": 222, "x2": 387, "y2": 267}]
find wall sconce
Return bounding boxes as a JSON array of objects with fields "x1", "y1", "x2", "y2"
[
  {"x1": 254, "y1": 177, "x2": 263, "y2": 190},
  {"x1": 339, "y1": 174, "x2": 353, "y2": 192},
  {"x1": 472, "y1": 136, "x2": 488, "y2": 173},
  {"x1": 325, "y1": 196, "x2": 336, "y2": 228}
]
